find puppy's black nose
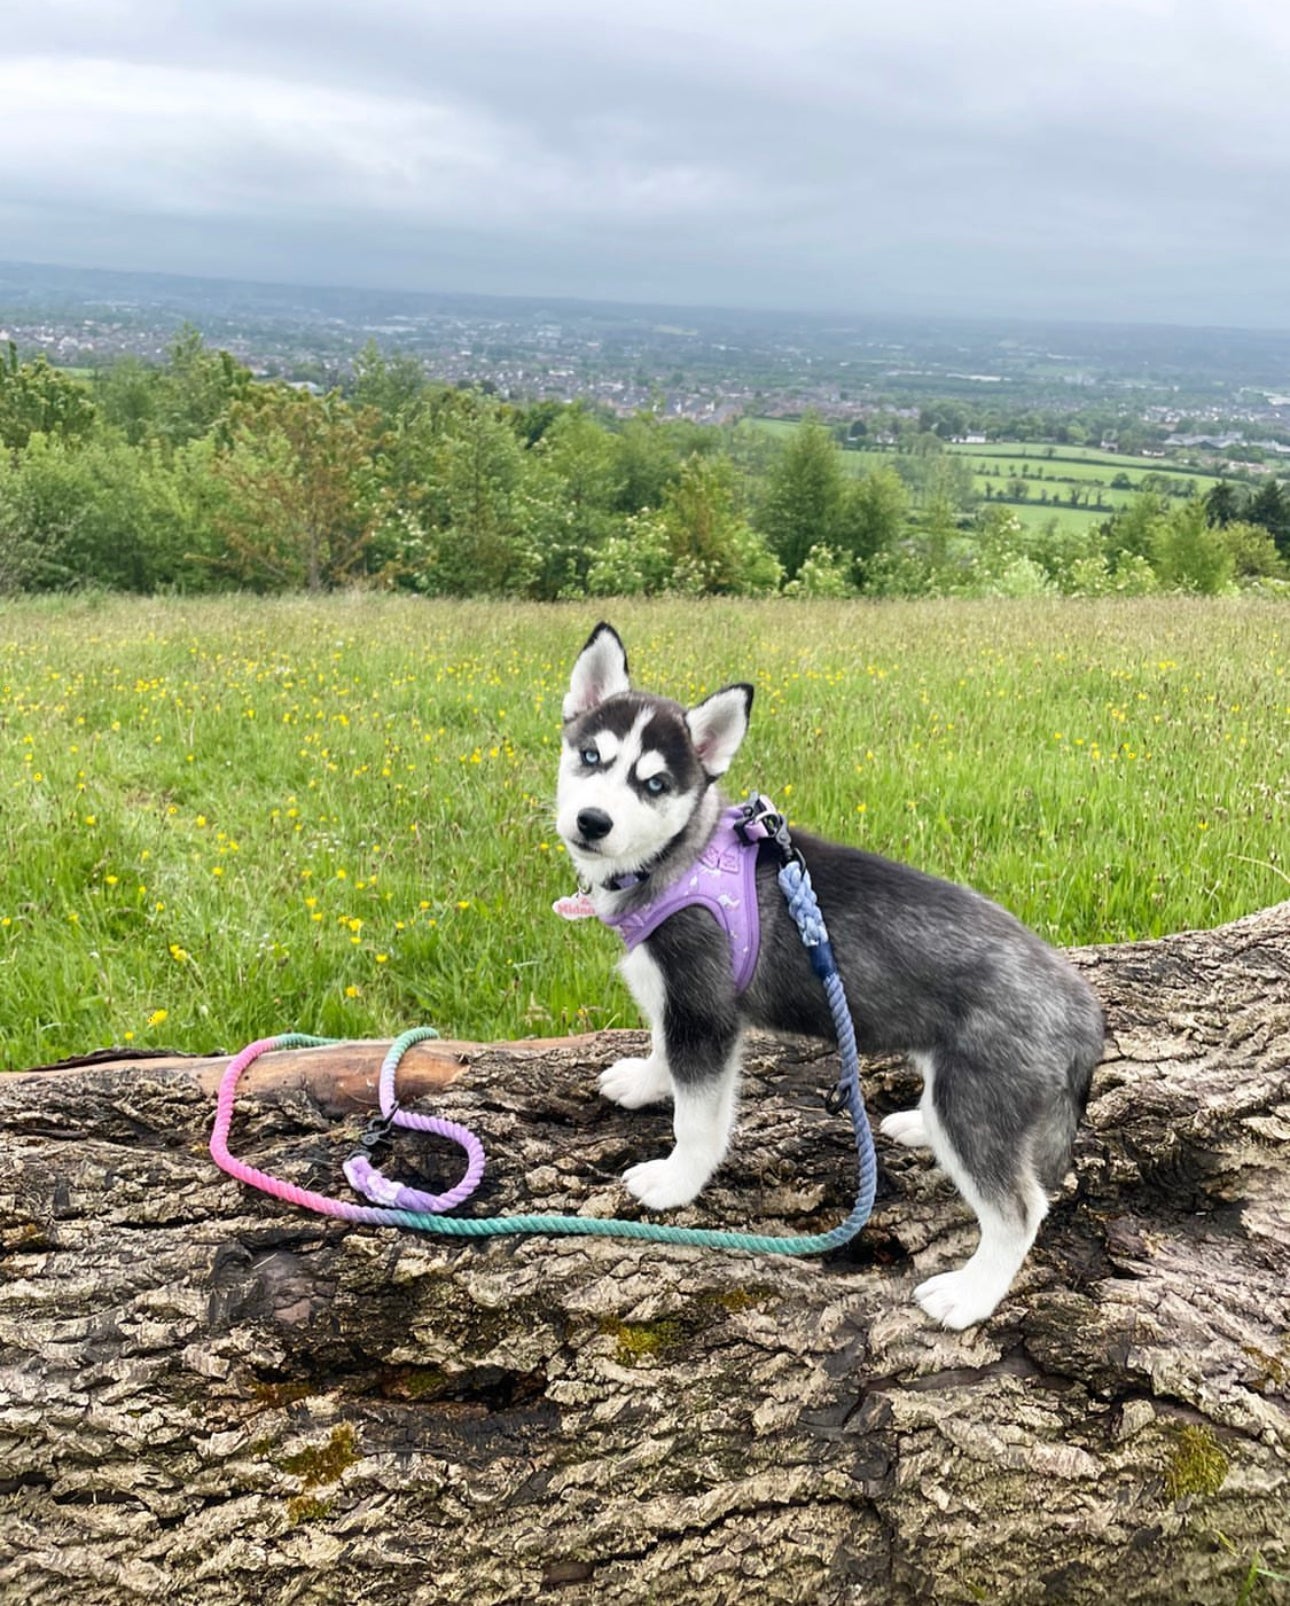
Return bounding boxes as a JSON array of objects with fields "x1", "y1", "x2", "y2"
[{"x1": 577, "y1": 808, "x2": 613, "y2": 842}]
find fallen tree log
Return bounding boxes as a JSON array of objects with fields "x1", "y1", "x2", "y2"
[{"x1": 1, "y1": 904, "x2": 1288, "y2": 1605}]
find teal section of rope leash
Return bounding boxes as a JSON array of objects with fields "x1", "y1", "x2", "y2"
[{"x1": 209, "y1": 801, "x2": 878, "y2": 1256}]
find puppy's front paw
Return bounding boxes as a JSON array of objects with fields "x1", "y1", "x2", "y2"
[
  {"x1": 599, "y1": 1056, "x2": 671, "y2": 1109},
  {"x1": 915, "y1": 1269, "x2": 1002, "y2": 1331},
  {"x1": 623, "y1": 1155, "x2": 707, "y2": 1211},
  {"x1": 880, "y1": 1108, "x2": 929, "y2": 1148}
]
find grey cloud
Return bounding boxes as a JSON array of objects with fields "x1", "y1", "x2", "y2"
[{"x1": 4, "y1": 0, "x2": 1290, "y2": 323}]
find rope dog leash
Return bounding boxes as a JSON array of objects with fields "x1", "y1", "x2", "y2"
[
  {"x1": 209, "y1": 1028, "x2": 486, "y2": 1227},
  {"x1": 210, "y1": 797, "x2": 878, "y2": 1255}
]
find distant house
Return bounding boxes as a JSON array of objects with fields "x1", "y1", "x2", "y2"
[{"x1": 1165, "y1": 432, "x2": 1243, "y2": 450}]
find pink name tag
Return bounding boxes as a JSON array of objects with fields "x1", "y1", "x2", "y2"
[{"x1": 553, "y1": 891, "x2": 597, "y2": 920}]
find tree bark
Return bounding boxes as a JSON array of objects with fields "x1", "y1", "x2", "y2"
[{"x1": 2, "y1": 904, "x2": 1289, "y2": 1605}]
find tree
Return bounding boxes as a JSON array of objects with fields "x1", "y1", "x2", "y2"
[
  {"x1": 513, "y1": 398, "x2": 565, "y2": 448},
  {"x1": 207, "y1": 387, "x2": 386, "y2": 592},
  {"x1": 661, "y1": 453, "x2": 781, "y2": 595},
  {"x1": 1102, "y1": 491, "x2": 1172, "y2": 567},
  {"x1": 1149, "y1": 498, "x2": 1236, "y2": 594},
  {"x1": 1245, "y1": 478, "x2": 1290, "y2": 557},
  {"x1": 835, "y1": 464, "x2": 909, "y2": 574},
  {"x1": 0, "y1": 342, "x2": 97, "y2": 451},
  {"x1": 525, "y1": 407, "x2": 619, "y2": 598},
  {"x1": 1218, "y1": 519, "x2": 1287, "y2": 580},
  {"x1": 95, "y1": 356, "x2": 160, "y2": 447},
  {"x1": 0, "y1": 432, "x2": 206, "y2": 593},
  {"x1": 426, "y1": 396, "x2": 532, "y2": 596},
  {"x1": 155, "y1": 326, "x2": 253, "y2": 446},
  {"x1": 612, "y1": 414, "x2": 684, "y2": 513},
  {"x1": 757, "y1": 413, "x2": 846, "y2": 578},
  {"x1": 895, "y1": 444, "x2": 977, "y2": 518},
  {"x1": 586, "y1": 509, "x2": 675, "y2": 597},
  {"x1": 351, "y1": 341, "x2": 429, "y2": 428},
  {"x1": 1203, "y1": 480, "x2": 1240, "y2": 528},
  {"x1": 918, "y1": 400, "x2": 968, "y2": 440}
]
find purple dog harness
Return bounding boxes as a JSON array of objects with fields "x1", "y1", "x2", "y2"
[
  {"x1": 564, "y1": 800, "x2": 771, "y2": 993},
  {"x1": 601, "y1": 805, "x2": 763, "y2": 990}
]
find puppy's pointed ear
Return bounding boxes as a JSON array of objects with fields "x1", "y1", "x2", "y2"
[
  {"x1": 686, "y1": 683, "x2": 754, "y2": 778},
  {"x1": 563, "y1": 622, "x2": 630, "y2": 721}
]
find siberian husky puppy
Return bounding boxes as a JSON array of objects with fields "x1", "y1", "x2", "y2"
[{"x1": 556, "y1": 623, "x2": 1104, "y2": 1329}]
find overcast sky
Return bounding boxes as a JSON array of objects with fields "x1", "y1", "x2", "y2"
[{"x1": 4, "y1": 0, "x2": 1290, "y2": 327}]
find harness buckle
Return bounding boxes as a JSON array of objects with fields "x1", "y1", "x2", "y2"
[{"x1": 735, "y1": 793, "x2": 804, "y2": 869}]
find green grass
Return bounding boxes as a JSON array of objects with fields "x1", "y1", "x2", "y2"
[
  {"x1": 949, "y1": 443, "x2": 1221, "y2": 521},
  {"x1": 991, "y1": 501, "x2": 1111, "y2": 532},
  {"x1": 946, "y1": 442, "x2": 1220, "y2": 479},
  {"x1": 744, "y1": 423, "x2": 1221, "y2": 513},
  {"x1": 2, "y1": 594, "x2": 1288, "y2": 1069}
]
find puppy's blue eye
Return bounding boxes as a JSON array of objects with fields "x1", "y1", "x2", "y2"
[
  {"x1": 644, "y1": 775, "x2": 668, "y2": 796},
  {"x1": 580, "y1": 748, "x2": 600, "y2": 767}
]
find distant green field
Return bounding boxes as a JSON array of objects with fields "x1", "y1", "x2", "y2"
[
  {"x1": 745, "y1": 422, "x2": 1221, "y2": 505},
  {"x1": 744, "y1": 417, "x2": 803, "y2": 439},
  {"x1": 743, "y1": 421, "x2": 1223, "y2": 529},
  {"x1": 952, "y1": 443, "x2": 1221, "y2": 523},
  {"x1": 946, "y1": 442, "x2": 1211, "y2": 475},
  {"x1": 991, "y1": 501, "x2": 1110, "y2": 533}
]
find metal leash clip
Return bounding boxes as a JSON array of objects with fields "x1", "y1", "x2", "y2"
[
  {"x1": 735, "y1": 793, "x2": 804, "y2": 870},
  {"x1": 350, "y1": 1103, "x2": 402, "y2": 1165}
]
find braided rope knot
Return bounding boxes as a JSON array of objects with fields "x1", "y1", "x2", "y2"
[{"x1": 778, "y1": 860, "x2": 830, "y2": 948}]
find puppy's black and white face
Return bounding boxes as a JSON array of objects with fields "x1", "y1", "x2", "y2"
[{"x1": 556, "y1": 624, "x2": 753, "y2": 888}]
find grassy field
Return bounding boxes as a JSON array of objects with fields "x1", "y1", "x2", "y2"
[
  {"x1": 744, "y1": 421, "x2": 1221, "y2": 528},
  {"x1": 945, "y1": 443, "x2": 1218, "y2": 478},
  {"x1": 2, "y1": 594, "x2": 1287, "y2": 1069},
  {"x1": 948, "y1": 442, "x2": 1222, "y2": 524},
  {"x1": 982, "y1": 500, "x2": 1109, "y2": 534}
]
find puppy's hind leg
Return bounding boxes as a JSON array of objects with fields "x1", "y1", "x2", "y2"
[
  {"x1": 913, "y1": 1049, "x2": 1050, "y2": 1330},
  {"x1": 915, "y1": 1181, "x2": 1047, "y2": 1331}
]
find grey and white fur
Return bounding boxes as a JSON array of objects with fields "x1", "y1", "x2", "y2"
[{"x1": 556, "y1": 623, "x2": 1104, "y2": 1329}]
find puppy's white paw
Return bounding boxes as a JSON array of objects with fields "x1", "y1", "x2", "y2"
[
  {"x1": 880, "y1": 1108, "x2": 929, "y2": 1148},
  {"x1": 623, "y1": 1155, "x2": 708, "y2": 1211},
  {"x1": 915, "y1": 1269, "x2": 1003, "y2": 1331},
  {"x1": 599, "y1": 1056, "x2": 671, "y2": 1109}
]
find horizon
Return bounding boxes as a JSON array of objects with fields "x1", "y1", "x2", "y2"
[{"x1": 5, "y1": 254, "x2": 1290, "y2": 343}]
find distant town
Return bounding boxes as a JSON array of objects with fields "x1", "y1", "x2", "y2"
[{"x1": 3, "y1": 258, "x2": 1290, "y2": 472}]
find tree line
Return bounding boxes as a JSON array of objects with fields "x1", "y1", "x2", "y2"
[{"x1": 1, "y1": 332, "x2": 1287, "y2": 600}]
